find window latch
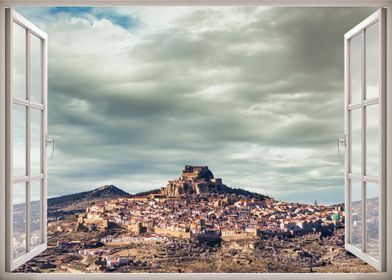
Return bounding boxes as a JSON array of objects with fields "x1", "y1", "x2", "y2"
[
  {"x1": 46, "y1": 136, "x2": 55, "y2": 159},
  {"x1": 337, "y1": 136, "x2": 346, "y2": 161}
]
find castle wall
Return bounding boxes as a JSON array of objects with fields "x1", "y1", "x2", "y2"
[
  {"x1": 154, "y1": 227, "x2": 191, "y2": 239},
  {"x1": 221, "y1": 233, "x2": 255, "y2": 241}
]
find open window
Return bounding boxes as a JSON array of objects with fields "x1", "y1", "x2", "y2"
[
  {"x1": 344, "y1": 9, "x2": 386, "y2": 271},
  {"x1": 5, "y1": 9, "x2": 48, "y2": 271},
  {"x1": 0, "y1": 5, "x2": 389, "y2": 276}
]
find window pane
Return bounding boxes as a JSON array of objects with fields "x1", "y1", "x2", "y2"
[
  {"x1": 12, "y1": 22, "x2": 26, "y2": 100},
  {"x1": 350, "y1": 180, "x2": 362, "y2": 249},
  {"x1": 13, "y1": 104, "x2": 26, "y2": 177},
  {"x1": 366, "y1": 104, "x2": 379, "y2": 176},
  {"x1": 30, "y1": 109, "x2": 42, "y2": 174},
  {"x1": 13, "y1": 182, "x2": 26, "y2": 260},
  {"x1": 30, "y1": 34, "x2": 42, "y2": 104},
  {"x1": 350, "y1": 109, "x2": 361, "y2": 174},
  {"x1": 366, "y1": 182, "x2": 379, "y2": 260},
  {"x1": 365, "y1": 22, "x2": 380, "y2": 100},
  {"x1": 350, "y1": 34, "x2": 362, "y2": 105},
  {"x1": 30, "y1": 180, "x2": 42, "y2": 248}
]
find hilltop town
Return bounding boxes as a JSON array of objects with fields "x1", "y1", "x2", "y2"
[
  {"x1": 15, "y1": 166, "x2": 375, "y2": 273},
  {"x1": 75, "y1": 166, "x2": 342, "y2": 241}
]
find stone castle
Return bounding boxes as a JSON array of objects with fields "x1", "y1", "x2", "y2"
[{"x1": 160, "y1": 165, "x2": 228, "y2": 197}]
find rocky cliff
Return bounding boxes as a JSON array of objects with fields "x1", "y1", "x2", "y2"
[
  {"x1": 160, "y1": 165, "x2": 225, "y2": 196},
  {"x1": 160, "y1": 165, "x2": 268, "y2": 200}
]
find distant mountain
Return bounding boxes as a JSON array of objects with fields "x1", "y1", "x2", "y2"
[{"x1": 48, "y1": 185, "x2": 131, "y2": 215}]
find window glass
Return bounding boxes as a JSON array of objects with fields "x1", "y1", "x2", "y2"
[
  {"x1": 350, "y1": 34, "x2": 362, "y2": 104},
  {"x1": 30, "y1": 180, "x2": 42, "y2": 248},
  {"x1": 30, "y1": 34, "x2": 42, "y2": 104},
  {"x1": 365, "y1": 22, "x2": 380, "y2": 100},
  {"x1": 350, "y1": 109, "x2": 361, "y2": 174},
  {"x1": 351, "y1": 180, "x2": 362, "y2": 249},
  {"x1": 13, "y1": 104, "x2": 26, "y2": 177},
  {"x1": 13, "y1": 182, "x2": 26, "y2": 260},
  {"x1": 366, "y1": 182, "x2": 379, "y2": 260},
  {"x1": 12, "y1": 22, "x2": 26, "y2": 100},
  {"x1": 30, "y1": 109, "x2": 42, "y2": 175},
  {"x1": 366, "y1": 104, "x2": 379, "y2": 176}
]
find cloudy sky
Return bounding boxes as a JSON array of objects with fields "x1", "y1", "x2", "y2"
[{"x1": 16, "y1": 6, "x2": 375, "y2": 204}]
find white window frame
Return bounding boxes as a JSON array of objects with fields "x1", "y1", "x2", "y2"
[
  {"x1": 5, "y1": 9, "x2": 48, "y2": 272},
  {"x1": 344, "y1": 9, "x2": 386, "y2": 271},
  {"x1": 0, "y1": 1, "x2": 391, "y2": 280}
]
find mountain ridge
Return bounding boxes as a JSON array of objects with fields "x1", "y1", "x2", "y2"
[
  {"x1": 46, "y1": 185, "x2": 133, "y2": 220},
  {"x1": 48, "y1": 184, "x2": 131, "y2": 209}
]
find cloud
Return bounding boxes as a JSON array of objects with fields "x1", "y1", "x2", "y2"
[{"x1": 15, "y1": 6, "x2": 376, "y2": 204}]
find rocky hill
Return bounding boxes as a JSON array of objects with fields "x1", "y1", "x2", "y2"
[
  {"x1": 47, "y1": 185, "x2": 131, "y2": 220},
  {"x1": 160, "y1": 165, "x2": 268, "y2": 200},
  {"x1": 48, "y1": 185, "x2": 130, "y2": 209}
]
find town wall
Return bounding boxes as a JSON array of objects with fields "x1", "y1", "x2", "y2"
[{"x1": 154, "y1": 227, "x2": 191, "y2": 239}]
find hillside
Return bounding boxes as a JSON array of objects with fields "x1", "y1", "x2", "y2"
[
  {"x1": 48, "y1": 185, "x2": 130, "y2": 209},
  {"x1": 47, "y1": 185, "x2": 131, "y2": 219}
]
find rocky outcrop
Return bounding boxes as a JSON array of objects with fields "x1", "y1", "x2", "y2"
[
  {"x1": 160, "y1": 165, "x2": 269, "y2": 200},
  {"x1": 161, "y1": 165, "x2": 228, "y2": 197}
]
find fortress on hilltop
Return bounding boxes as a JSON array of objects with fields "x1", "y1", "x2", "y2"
[{"x1": 160, "y1": 165, "x2": 226, "y2": 197}]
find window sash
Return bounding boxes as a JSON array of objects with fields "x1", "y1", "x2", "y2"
[
  {"x1": 344, "y1": 9, "x2": 386, "y2": 271},
  {"x1": 5, "y1": 9, "x2": 48, "y2": 272}
]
